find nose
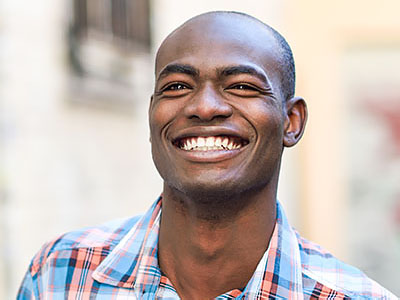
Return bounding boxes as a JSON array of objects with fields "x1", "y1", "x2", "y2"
[{"x1": 183, "y1": 84, "x2": 233, "y2": 121}]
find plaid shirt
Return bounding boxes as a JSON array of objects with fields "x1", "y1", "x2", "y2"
[{"x1": 18, "y1": 196, "x2": 397, "y2": 299}]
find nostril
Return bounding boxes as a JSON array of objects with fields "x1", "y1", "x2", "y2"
[
  {"x1": 187, "y1": 109, "x2": 232, "y2": 121},
  {"x1": 184, "y1": 98, "x2": 233, "y2": 121}
]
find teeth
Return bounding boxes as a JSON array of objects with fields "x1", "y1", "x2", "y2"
[
  {"x1": 198, "y1": 137, "x2": 205, "y2": 147},
  {"x1": 187, "y1": 139, "x2": 192, "y2": 149},
  {"x1": 206, "y1": 137, "x2": 214, "y2": 147},
  {"x1": 179, "y1": 136, "x2": 244, "y2": 151},
  {"x1": 222, "y1": 138, "x2": 228, "y2": 148},
  {"x1": 215, "y1": 137, "x2": 222, "y2": 147}
]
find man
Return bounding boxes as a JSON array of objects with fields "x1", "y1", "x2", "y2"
[{"x1": 18, "y1": 11, "x2": 396, "y2": 299}]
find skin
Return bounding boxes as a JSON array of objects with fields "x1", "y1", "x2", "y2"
[{"x1": 149, "y1": 13, "x2": 307, "y2": 300}]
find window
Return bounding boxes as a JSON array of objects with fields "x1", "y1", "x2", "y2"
[
  {"x1": 72, "y1": 0, "x2": 150, "y2": 52},
  {"x1": 68, "y1": 0, "x2": 151, "y2": 110}
]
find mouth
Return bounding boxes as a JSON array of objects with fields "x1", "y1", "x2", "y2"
[{"x1": 173, "y1": 135, "x2": 249, "y2": 152}]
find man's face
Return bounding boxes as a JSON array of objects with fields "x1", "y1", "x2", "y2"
[{"x1": 149, "y1": 15, "x2": 290, "y2": 198}]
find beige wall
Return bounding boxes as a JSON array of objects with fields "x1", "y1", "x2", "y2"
[
  {"x1": 0, "y1": 1, "x2": 160, "y2": 297},
  {"x1": 284, "y1": 0, "x2": 400, "y2": 257},
  {"x1": 283, "y1": 1, "x2": 400, "y2": 293}
]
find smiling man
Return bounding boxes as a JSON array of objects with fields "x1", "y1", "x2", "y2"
[{"x1": 18, "y1": 11, "x2": 396, "y2": 299}]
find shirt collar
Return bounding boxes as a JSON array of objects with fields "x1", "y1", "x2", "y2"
[
  {"x1": 92, "y1": 197, "x2": 304, "y2": 299},
  {"x1": 92, "y1": 197, "x2": 162, "y2": 294},
  {"x1": 243, "y1": 201, "x2": 304, "y2": 299}
]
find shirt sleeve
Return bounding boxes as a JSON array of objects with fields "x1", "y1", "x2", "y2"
[{"x1": 17, "y1": 269, "x2": 36, "y2": 300}]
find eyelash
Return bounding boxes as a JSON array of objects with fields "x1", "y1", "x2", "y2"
[
  {"x1": 228, "y1": 83, "x2": 260, "y2": 91},
  {"x1": 163, "y1": 82, "x2": 190, "y2": 91}
]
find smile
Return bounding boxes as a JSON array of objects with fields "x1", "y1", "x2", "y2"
[{"x1": 174, "y1": 136, "x2": 249, "y2": 151}]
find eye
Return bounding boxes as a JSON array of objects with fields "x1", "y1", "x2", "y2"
[
  {"x1": 231, "y1": 84, "x2": 258, "y2": 91},
  {"x1": 226, "y1": 83, "x2": 262, "y2": 97},
  {"x1": 165, "y1": 83, "x2": 188, "y2": 91},
  {"x1": 158, "y1": 82, "x2": 192, "y2": 97}
]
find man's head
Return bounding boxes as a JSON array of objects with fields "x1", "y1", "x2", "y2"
[{"x1": 149, "y1": 11, "x2": 307, "y2": 200}]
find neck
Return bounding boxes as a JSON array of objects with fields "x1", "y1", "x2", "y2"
[{"x1": 158, "y1": 182, "x2": 277, "y2": 300}]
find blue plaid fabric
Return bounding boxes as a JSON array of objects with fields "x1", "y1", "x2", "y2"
[{"x1": 18, "y1": 196, "x2": 397, "y2": 299}]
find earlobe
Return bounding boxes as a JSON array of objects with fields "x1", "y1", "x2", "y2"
[
  {"x1": 149, "y1": 95, "x2": 154, "y2": 144},
  {"x1": 283, "y1": 96, "x2": 307, "y2": 147},
  {"x1": 149, "y1": 94, "x2": 154, "y2": 115}
]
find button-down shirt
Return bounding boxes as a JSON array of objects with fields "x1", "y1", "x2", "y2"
[{"x1": 18, "y1": 196, "x2": 397, "y2": 299}]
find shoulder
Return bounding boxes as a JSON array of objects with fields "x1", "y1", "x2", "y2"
[
  {"x1": 28, "y1": 215, "x2": 142, "y2": 277},
  {"x1": 296, "y1": 232, "x2": 397, "y2": 299}
]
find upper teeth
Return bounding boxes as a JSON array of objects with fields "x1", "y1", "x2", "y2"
[{"x1": 179, "y1": 136, "x2": 242, "y2": 151}]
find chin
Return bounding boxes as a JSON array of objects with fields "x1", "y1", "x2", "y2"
[{"x1": 170, "y1": 174, "x2": 249, "y2": 202}]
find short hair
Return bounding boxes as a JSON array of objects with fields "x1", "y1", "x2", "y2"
[
  {"x1": 266, "y1": 24, "x2": 296, "y2": 102},
  {"x1": 184, "y1": 11, "x2": 296, "y2": 102}
]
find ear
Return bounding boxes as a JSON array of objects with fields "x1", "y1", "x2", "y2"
[
  {"x1": 149, "y1": 94, "x2": 154, "y2": 108},
  {"x1": 149, "y1": 94, "x2": 154, "y2": 143},
  {"x1": 283, "y1": 96, "x2": 307, "y2": 147}
]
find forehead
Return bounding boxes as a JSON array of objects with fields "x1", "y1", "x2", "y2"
[{"x1": 155, "y1": 14, "x2": 282, "y2": 80}]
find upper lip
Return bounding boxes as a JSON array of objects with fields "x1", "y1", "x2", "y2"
[{"x1": 170, "y1": 126, "x2": 250, "y2": 145}]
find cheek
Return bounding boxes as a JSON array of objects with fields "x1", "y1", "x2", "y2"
[
  {"x1": 243, "y1": 101, "x2": 285, "y2": 138},
  {"x1": 149, "y1": 100, "x2": 181, "y2": 134}
]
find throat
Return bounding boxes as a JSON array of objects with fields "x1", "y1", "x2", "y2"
[
  {"x1": 158, "y1": 193, "x2": 276, "y2": 299},
  {"x1": 165, "y1": 185, "x2": 257, "y2": 223},
  {"x1": 158, "y1": 228, "x2": 260, "y2": 299}
]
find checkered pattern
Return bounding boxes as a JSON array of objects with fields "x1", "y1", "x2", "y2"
[{"x1": 18, "y1": 196, "x2": 397, "y2": 299}]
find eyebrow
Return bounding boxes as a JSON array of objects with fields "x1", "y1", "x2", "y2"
[
  {"x1": 157, "y1": 64, "x2": 199, "y2": 81},
  {"x1": 220, "y1": 65, "x2": 271, "y2": 83}
]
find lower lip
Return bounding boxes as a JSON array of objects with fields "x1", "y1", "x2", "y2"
[{"x1": 173, "y1": 145, "x2": 246, "y2": 163}]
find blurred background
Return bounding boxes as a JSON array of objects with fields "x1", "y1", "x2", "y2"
[{"x1": 0, "y1": 0, "x2": 399, "y2": 298}]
